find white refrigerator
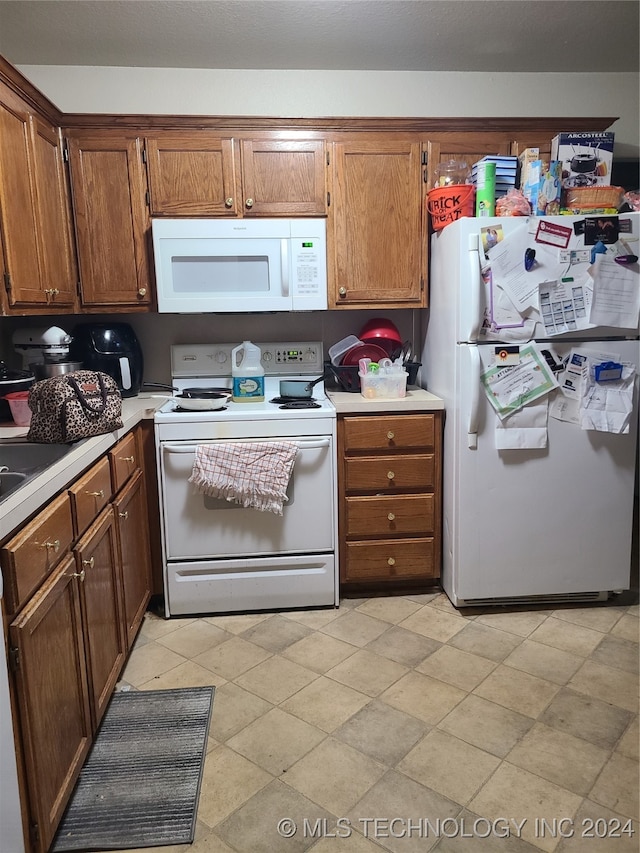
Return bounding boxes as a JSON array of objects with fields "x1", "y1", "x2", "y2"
[{"x1": 422, "y1": 213, "x2": 639, "y2": 606}]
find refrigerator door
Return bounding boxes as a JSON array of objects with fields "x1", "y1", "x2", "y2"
[{"x1": 444, "y1": 338, "x2": 639, "y2": 605}]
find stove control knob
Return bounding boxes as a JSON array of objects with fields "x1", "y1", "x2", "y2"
[
  {"x1": 263, "y1": 351, "x2": 273, "y2": 362},
  {"x1": 215, "y1": 351, "x2": 228, "y2": 364}
]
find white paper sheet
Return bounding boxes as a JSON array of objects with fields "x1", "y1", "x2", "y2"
[
  {"x1": 550, "y1": 347, "x2": 620, "y2": 425},
  {"x1": 580, "y1": 359, "x2": 637, "y2": 434},
  {"x1": 588, "y1": 255, "x2": 640, "y2": 329},
  {"x1": 538, "y1": 278, "x2": 593, "y2": 336},
  {"x1": 487, "y1": 225, "x2": 557, "y2": 312},
  {"x1": 495, "y1": 398, "x2": 549, "y2": 449},
  {"x1": 479, "y1": 267, "x2": 536, "y2": 342},
  {"x1": 481, "y1": 343, "x2": 559, "y2": 420}
]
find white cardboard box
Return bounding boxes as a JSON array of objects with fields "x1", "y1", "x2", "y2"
[{"x1": 551, "y1": 132, "x2": 614, "y2": 187}]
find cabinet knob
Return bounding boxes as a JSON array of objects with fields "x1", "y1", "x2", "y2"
[
  {"x1": 387, "y1": 471, "x2": 395, "y2": 480},
  {"x1": 245, "y1": 198, "x2": 254, "y2": 208},
  {"x1": 70, "y1": 568, "x2": 86, "y2": 582},
  {"x1": 87, "y1": 489, "x2": 104, "y2": 498},
  {"x1": 338, "y1": 287, "x2": 347, "y2": 298},
  {"x1": 119, "y1": 510, "x2": 129, "y2": 520},
  {"x1": 82, "y1": 556, "x2": 95, "y2": 569},
  {"x1": 225, "y1": 197, "x2": 234, "y2": 208},
  {"x1": 41, "y1": 539, "x2": 60, "y2": 552},
  {"x1": 387, "y1": 557, "x2": 396, "y2": 567},
  {"x1": 387, "y1": 431, "x2": 395, "y2": 440},
  {"x1": 138, "y1": 287, "x2": 147, "y2": 298},
  {"x1": 120, "y1": 455, "x2": 135, "y2": 464},
  {"x1": 387, "y1": 512, "x2": 396, "y2": 521}
]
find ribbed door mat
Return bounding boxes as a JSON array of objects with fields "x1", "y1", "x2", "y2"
[{"x1": 51, "y1": 686, "x2": 214, "y2": 851}]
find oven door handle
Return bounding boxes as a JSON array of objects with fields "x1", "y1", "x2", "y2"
[{"x1": 162, "y1": 439, "x2": 331, "y2": 454}]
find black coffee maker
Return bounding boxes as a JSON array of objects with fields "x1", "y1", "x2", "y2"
[{"x1": 70, "y1": 323, "x2": 144, "y2": 398}]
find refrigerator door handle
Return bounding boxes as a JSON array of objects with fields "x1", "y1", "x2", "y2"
[
  {"x1": 467, "y1": 233, "x2": 483, "y2": 342},
  {"x1": 468, "y1": 345, "x2": 481, "y2": 449}
]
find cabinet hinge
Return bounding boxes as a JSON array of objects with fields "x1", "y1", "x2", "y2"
[
  {"x1": 3, "y1": 271, "x2": 11, "y2": 293},
  {"x1": 30, "y1": 821, "x2": 40, "y2": 844},
  {"x1": 327, "y1": 191, "x2": 330, "y2": 207},
  {"x1": 326, "y1": 151, "x2": 330, "y2": 166},
  {"x1": 145, "y1": 190, "x2": 150, "y2": 207},
  {"x1": 9, "y1": 647, "x2": 19, "y2": 670},
  {"x1": 421, "y1": 151, "x2": 428, "y2": 166},
  {"x1": 62, "y1": 145, "x2": 69, "y2": 163},
  {"x1": 141, "y1": 147, "x2": 147, "y2": 164}
]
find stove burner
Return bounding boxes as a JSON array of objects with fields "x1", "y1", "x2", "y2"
[
  {"x1": 278, "y1": 400, "x2": 322, "y2": 410},
  {"x1": 174, "y1": 406, "x2": 228, "y2": 413},
  {"x1": 270, "y1": 396, "x2": 317, "y2": 404}
]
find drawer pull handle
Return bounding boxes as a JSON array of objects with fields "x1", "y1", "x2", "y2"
[
  {"x1": 387, "y1": 471, "x2": 395, "y2": 480},
  {"x1": 387, "y1": 557, "x2": 396, "y2": 566},
  {"x1": 87, "y1": 489, "x2": 105, "y2": 498},
  {"x1": 120, "y1": 455, "x2": 135, "y2": 463},
  {"x1": 119, "y1": 510, "x2": 129, "y2": 520},
  {"x1": 387, "y1": 512, "x2": 395, "y2": 521},
  {"x1": 82, "y1": 556, "x2": 95, "y2": 569},
  {"x1": 41, "y1": 539, "x2": 60, "y2": 552},
  {"x1": 387, "y1": 431, "x2": 395, "y2": 440},
  {"x1": 245, "y1": 197, "x2": 254, "y2": 208},
  {"x1": 70, "y1": 568, "x2": 86, "y2": 582},
  {"x1": 225, "y1": 197, "x2": 234, "y2": 208}
]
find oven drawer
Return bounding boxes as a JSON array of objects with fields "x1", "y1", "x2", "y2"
[{"x1": 344, "y1": 538, "x2": 437, "y2": 583}]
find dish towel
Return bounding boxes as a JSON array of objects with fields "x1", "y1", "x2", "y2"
[{"x1": 189, "y1": 441, "x2": 299, "y2": 515}]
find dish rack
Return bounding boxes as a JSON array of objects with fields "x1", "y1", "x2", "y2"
[{"x1": 325, "y1": 360, "x2": 421, "y2": 393}]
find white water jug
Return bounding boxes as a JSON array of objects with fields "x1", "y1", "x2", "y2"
[{"x1": 231, "y1": 341, "x2": 265, "y2": 402}]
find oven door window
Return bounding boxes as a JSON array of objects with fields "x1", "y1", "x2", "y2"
[{"x1": 160, "y1": 438, "x2": 334, "y2": 559}]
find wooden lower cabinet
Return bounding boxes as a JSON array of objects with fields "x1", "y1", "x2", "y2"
[{"x1": 338, "y1": 411, "x2": 442, "y2": 590}]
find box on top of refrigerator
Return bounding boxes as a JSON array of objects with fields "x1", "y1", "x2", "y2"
[{"x1": 551, "y1": 132, "x2": 614, "y2": 188}]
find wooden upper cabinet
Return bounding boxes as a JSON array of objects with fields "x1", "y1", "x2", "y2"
[
  {"x1": 66, "y1": 132, "x2": 152, "y2": 309},
  {"x1": 425, "y1": 132, "x2": 515, "y2": 189},
  {"x1": 239, "y1": 139, "x2": 327, "y2": 216},
  {"x1": 330, "y1": 138, "x2": 425, "y2": 308},
  {"x1": 0, "y1": 85, "x2": 76, "y2": 310},
  {"x1": 146, "y1": 134, "x2": 239, "y2": 215}
]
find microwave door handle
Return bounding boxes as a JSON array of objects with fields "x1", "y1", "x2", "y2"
[
  {"x1": 163, "y1": 439, "x2": 330, "y2": 454},
  {"x1": 280, "y1": 240, "x2": 290, "y2": 297}
]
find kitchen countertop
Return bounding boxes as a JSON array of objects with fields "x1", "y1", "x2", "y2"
[
  {"x1": 327, "y1": 385, "x2": 444, "y2": 413},
  {"x1": 0, "y1": 395, "x2": 165, "y2": 542}
]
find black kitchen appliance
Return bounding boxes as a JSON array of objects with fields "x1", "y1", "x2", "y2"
[{"x1": 70, "y1": 323, "x2": 143, "y2": 398}]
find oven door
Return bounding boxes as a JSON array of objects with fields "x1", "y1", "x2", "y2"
[{"x1": 159, "y1": 436, "x2": 335, "y2": 559}]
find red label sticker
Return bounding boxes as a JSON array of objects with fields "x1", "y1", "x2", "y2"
[{"x1": 535, "y1": 220, "x2": 572, "y2": 248}]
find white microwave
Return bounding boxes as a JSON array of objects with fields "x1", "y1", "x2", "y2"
[{"x1": 151, "y1": 218, "x2": 327, "y2": 313}]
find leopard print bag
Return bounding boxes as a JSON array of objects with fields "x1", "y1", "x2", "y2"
[{"x1": 27, "y1": 370, "x2": 123, "y2": 443}]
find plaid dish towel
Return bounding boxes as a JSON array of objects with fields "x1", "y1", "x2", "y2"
[{"x1": 189, "y1": 441, "x2": 299, "y2": 515}]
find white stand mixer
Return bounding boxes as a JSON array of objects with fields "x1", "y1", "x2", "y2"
[{"x1": 12, "y1": 326, "x2": 81, "y2": 377}]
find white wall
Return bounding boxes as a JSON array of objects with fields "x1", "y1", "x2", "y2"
[{"x1": 19, "y1": 66, "x2": 640, "y2": 157}]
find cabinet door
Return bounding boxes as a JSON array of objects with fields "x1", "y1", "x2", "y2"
[
  {"x1": 74, "y1": 506, "x2": 125, "y2": 727},
  {"x1": 146, "y1": 134, "x2": 239, "y2": 215},
  {"x1": 425, "y1": 132, "x2": 514, "y2": 189},
  {"x1": 240, "y1": 139, "x2": 327, "y2": 216},
  {"x1": 66, "y1": 133, "x2": 152, "y2": 308},
  {"x1": 331, "y1": 139, "x2": 424, "y2": 307},
  {"x1": 113, "y1": 469, "x2": 152, "y2": 648},
  {"x1": 9, "y1": 554, "x2": 92, "y2": 853}
]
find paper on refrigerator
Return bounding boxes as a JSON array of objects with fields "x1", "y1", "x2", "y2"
[
  {"x1": 588, "y1": 255, "x2": 640, "y2": 329},
  {"x1": 487, "y1": 224, "x2": 557, "y2": 312},
  {"x1": 481, "y1": 343, "x2": 559, "y2": 420},
  {"x1": 495, "y1": 398, "x2": 549, "y2": 449},
  {"x1": 538, "y1": 278, "x2": 592, "y2": 336},
  {"x1": 580, "y1": 358, "x2": 637, "y2": 434}
]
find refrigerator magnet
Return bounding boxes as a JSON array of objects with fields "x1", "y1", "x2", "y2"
[{"x1": 495, "y1": 346, "x2": 520, "y2": 365}]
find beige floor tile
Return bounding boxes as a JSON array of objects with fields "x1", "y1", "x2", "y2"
[
  {"x1": 398, "y1": 729, "x2": 500, "y2": 806},
  {"x1": 347, "y1": 769, "x2": 460, "y2": 853},
  {"x1": 448, "y1": 621, "x2": 523, "y2": 662},
  {"x1": 193, "y1": 636, "x2": 272, "y2": 680},
  {"x1": 333, "y1": 699, "x2": 427, "y2": 766},
  {"x1": 589, "y1": 752, "x2": 639, "y2": 820},
  {"x1": 474, "y1": 664, "x2": 560, "y2": 718},
  {"x1": 138, "y1": 659, "x2": 227, "y2": 691},
  {"x1": 539, "y1": 687, "x2": 634, "y2": 751},
  {"x1": 438, "y1": 694, "x2": 533, "y2": 758},
  {"x1": 238, "y1": 614, "x2": 314, "y2": 652},
  {"x1": 140, "y1": 612, "x2": 196, "y2": 640},
  {"x1": 398, "y1": 606, "x2": 468, "y2": 642},
  {"x1": 310, "y1": 832, "x2": 389, "y2": 853},
  {"x1": 120, "y1": 641, "x2": 186, "y2": 687},
  {"x1": 155, "y1": 619, "x2": 231, "y2": 658},
  {"x1": 280, "y1": 675, "x2": 370, "y2": 733},
  {"x1": 284, "y1": 737, "x2": 387, "y2": 815},
  {"x1": 507, "y1": 722, "x2": 610, "y2": 797},
  {"x1": 280, "y1": 607, "x2": 342, "y2": 629},
  {"x1": 283, "y1": 631, "x2": 358, "y2": 673},
  {"x1": 203, "y1": 612, "x2": 273, "y2": 634},
  {"x1": 468, "y1": 763, "x2": 582, "y2": 853},
  {"x1": 235, "y1": 654, "x2": 318, "y2": 703},
  {"x1": 216, "y1": 779, "x2": 332, "y2": 853},
  {"x1": 503, "y1": 640, "x2": 583, "y2": 686},
  {"x1": 474, "y1": 610, "x2": 548, "y2": 638},
  {"x1": 568, "y1": 660, "x2": 639, "y2": 713},
  {"x1": 528, "y1": 616, "x2": 605, "y2": 657},
  {"x1": 381, "y1": 671, "x2": 466, "y2": 725},
  {"x1": 355, "y1": 596, "x2": 422, "y2": 624},
  {"x1": 320, "y1": 610, "x2": 391, "y2": 647},
  {"x1": 589, "y1": 635, "x2": 639, "y2": 674},
  {"x1": 435, "y1": 810, "x2": 541, "y2": 853},
  {"x1": 180, "y1": 830, "x2": 237, "y2": 853},
  {"x1": 365, "y1": 625, "x2": 441, "y2": 667},
  {"x1": 196, "y1": 745, "x2": 272, "y2": 828},
  {"x1": 616, "y1": 716, "x2": 639, "y2": 761},
  {"x1": 415, "y1": 645, "x2": 497, "y2": 691},
  {"x1": 325, "y1": 649, "x2": 408, "y2": 698},
  {"x1": 226, "y1": 707, "x2": 325, "y2": 775},
  {"x1": 551, "y1": 605, "x2": 625, "y2": 634},
  {"x1": 555, "y1": 800, "x2": 639, "y2": 853},
  {"x1": 610, "y1": 613, "x2": 640, "y2": 642},
  {"x1": 208, "y1": 682, "x2": 273, "y2": 742}
]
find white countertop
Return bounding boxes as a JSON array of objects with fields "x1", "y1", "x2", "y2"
[
  {"x1": 327, "y1": 385, "x2": 444, "y2": 413},
  {"x1": 0, "y1": 395, "x2": 164, "y2": 542}
]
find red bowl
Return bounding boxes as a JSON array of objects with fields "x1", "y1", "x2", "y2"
[
  {"x1": 340, "y1": 342, "x2": 389, "y2": 366},
  {"x1": 359, "y1": 318, "x2": 403, "y2": 354}
]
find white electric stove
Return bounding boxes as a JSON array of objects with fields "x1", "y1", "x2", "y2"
[{"x1": 154, "y1": 342, "x2": 338, "y2": 616}]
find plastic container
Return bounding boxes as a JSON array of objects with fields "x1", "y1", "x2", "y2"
[
  {"x1": 427, "y1": 184, "x2": 475, "y2": 231},
  {"x1": 231, "y1": 341, "x2": 265, "y2": 402},
  {"x1": 328, "y1": 335, "x2": 362, "y2": 366},
  {"x1": 358, "y1": 370, "x2": 408, "y2": 399},
  {"x1": 4, "y1": 391, "x2": 32, "y2": 426},
  {"x1": 434, "y1": 159, "x2": 471, "y2": 187}
]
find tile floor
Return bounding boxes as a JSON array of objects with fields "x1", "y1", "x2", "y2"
[{"x1": 112, "y1": 592, "x2": 638, "y2": 853}]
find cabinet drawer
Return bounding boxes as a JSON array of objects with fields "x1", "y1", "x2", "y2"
[
  {"x1": 344, "y1": 538, "x2": 437, "y2": 582},
  {"x1": 344, "y1": 414, "x2": 435, "y2": 451},
  {"x1": 69, "y1": 457, "x2": 112, "y2": 537},
  {"x1": 1, "y1": 492, "x2": 74, "y2": 615},
  {"x1": 344, "y1": 454, "x2": 435, "y2": 492},
  {"x1": 109, "y1": 431, "x2": 139, "y2": 492},
  {"x1": 346, "y1": 493, "x2": 434, "y2": 538}
]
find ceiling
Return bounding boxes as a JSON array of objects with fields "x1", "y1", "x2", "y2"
[{"x1": 0, "y1": 0, "x2": 638, "y2": 74}]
